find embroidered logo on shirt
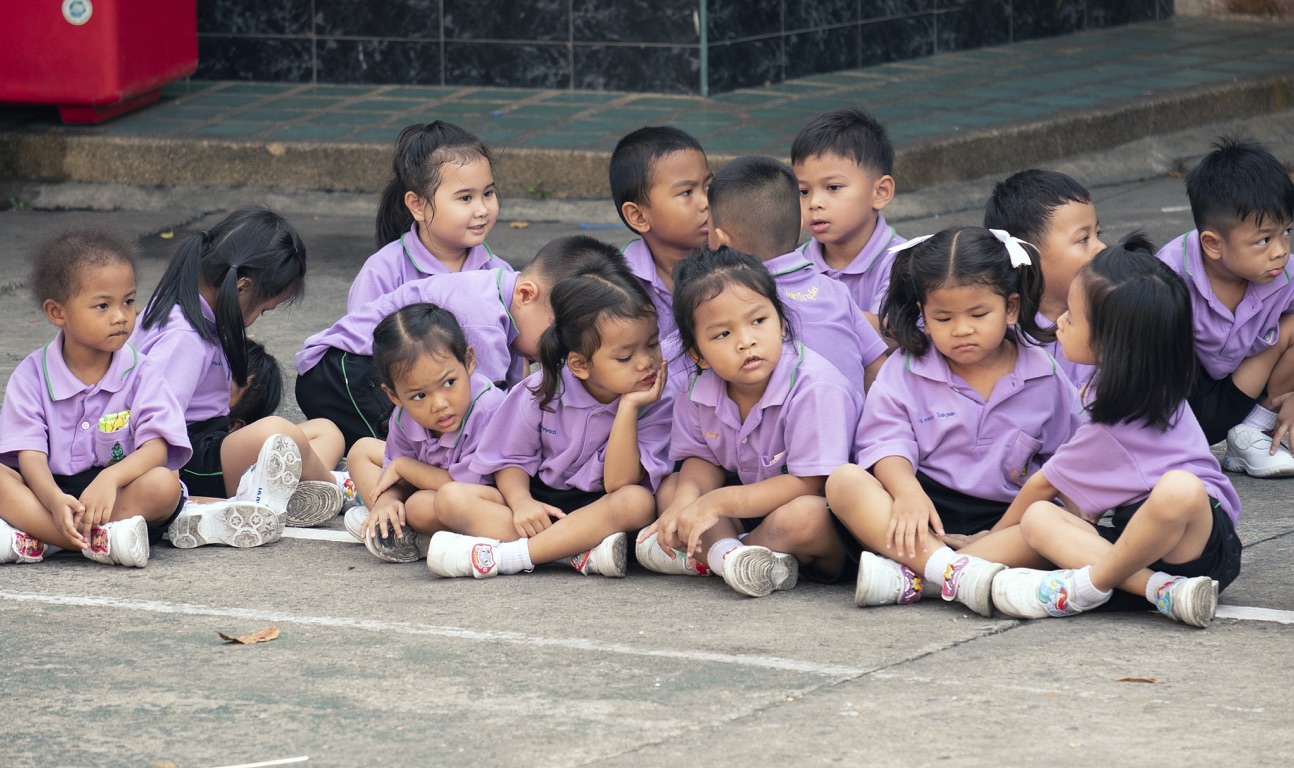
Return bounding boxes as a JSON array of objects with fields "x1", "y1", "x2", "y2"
[
  {"x1": 98, "y1": 410, "x2": 130, "y2": 432},
  {"x1": 704, "y1": 431, "x2": 720, "y2": 439},
  {"x1": 784, "y1": 287, "x2": 819, "y2": 302},
  {"x1": 110, "y1": 443, "x2": 125, "y2": 464},
  {"x1": 541, "y1": 426, "x2": 558, "y2": 436}
]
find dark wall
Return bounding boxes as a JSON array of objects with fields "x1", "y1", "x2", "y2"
[{"x1": 197, "y1": 0, "x2": 1172, "y2": 94}]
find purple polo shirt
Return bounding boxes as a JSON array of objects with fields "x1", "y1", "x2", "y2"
[
  {"x1": 346, "y1": 225, "x2": 510, "y2": 312},
  {"x1": 1, "y1": 334, "x2": 192, "y2": 475},
  {"x1": 1042, "y1": 394, "x2": 1240, "y2": 524},
  {"x1": 1158, "y1": 231, "x2": 1294, "y2": 381},
  {"x1": 130, "y1": 298, "x2": 232, "y2": 422},
  {"x1": 801, "y1": 214, "x2": 906, "y2": 314},
  {"x1": 766, "y1": 250, "x2": 888, "y2": 394},
  {"x1": 855, "y1": 340, "x2": 1080, "y2": 503},
  {"x1": 469, "y1": 366, "x2": 674, "y2": 493},
  {"x1": 297, "y1": 269, "x2": 527, "y2": 389},
  {"x1": 670, "y1": 341, "x2": 861, "y2": 484},
  {"x1": 1034, "y1": 312, "x2": 1092, "y2": 387},
  {"x1": 383, "y1": 372, "x2": 504, "y2": 486},
  {"x1": 623, "y1": 239, "x2": 677, "y2": 339}
]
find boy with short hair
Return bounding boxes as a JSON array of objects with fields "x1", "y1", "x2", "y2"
[
  {"x1": 707, "y1": 155, "x2": 886, "y2": 394},
  {"x1": 984, "y1": 168, "x2": 1106, "y2": 385},
  {"x1": 791, "y1": 107, "x2": 905, "y2": 320},
  {"x1": 1156, "y1": 136, "x2": 1294, "y2": 477}
]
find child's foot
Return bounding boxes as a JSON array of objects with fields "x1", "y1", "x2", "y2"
[
  {"x1": 426, "y1": 532, "x2": 502, "y2": 578},
  {"x1": 168, "y1": 500, "x2": 283, "y2": 549},
  {"x1": 334, "y1": 470, "x2": 360, "y2": 509},
  {"x1": 634, "y1": 530, "x2": 709, "y2": 575},
  {"x1": 721, "y1": 545, "x2": 797, "y2": 597},
  {"x1": 343, "y1": 505, "x2": 369, "y2": 542},
  {"x1": 365, "y1": 524, "x2": 431, "y2": 563},
  {"x1": 939, "y1": 554, "x2": 1006, "y2": 617},
  {"x1": 233, "y1": 434, "x2": 302, "y2": 516},
  {"x1": 991, "y1": 568, "x2": 1086, "y2": 619},
  {"x1": 854, "y1": 552, "x2": 923, "y2": 607},
  {"x1": 286, "y1": 480, "x2": 343, "y2": 527},
  {"x1": 81, "y1": 516, "x2": 149, "y2": 567},
  {"x1": 1153, "y1": 576, "x2": 1218, "y2": 628},
  {"x1": 1222, "y1": 424, "x2": 1294, "y2": 478},
  {"x1": 571, "y1": 532, "x2": 627, "y2": 577},
  {"x1": 0, "y1": 519, "x2": 46, "y2": 564}
]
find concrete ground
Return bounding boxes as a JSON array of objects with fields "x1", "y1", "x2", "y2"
[{"x1": 1, "y1": 111, "x2": 1293, "y2": 768}]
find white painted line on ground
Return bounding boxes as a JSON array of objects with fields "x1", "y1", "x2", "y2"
[
  {"x1": 281, "y1": 528, "x2": 358, "y2": 543},
  {"x1": 1160, "y1": 204, "x2": 1192, "y2": 212},
  {"x1": 0, "y1": 590, "x2": 866, "y2": 678},
  {"x1": 1216, "y1": 605, "x2": 1294, "y2": 624},
  {"x1": 209, "y1": 757, "x2": 308, "y2": 768}
]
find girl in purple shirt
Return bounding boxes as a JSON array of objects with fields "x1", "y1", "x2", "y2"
[
  {"x1": 426, "y1": 264, "x2": 671, "y2": 580},
  {"x1": 827, "y1": 226, "x2": 1079, "y2": 617},
  {"x1": 342, "y1": 304, "x2": 505, "y2": 563},
  {"x1": 133, "y1": 206, "x2": 348, "y2": 544},
  {"x1": 349, "y1": 122, "x2": 510, "y2": 313},
  {"x1": 0, "y1": 229, "x2": 189, "y2": 567},
  {"x1": 640, "y1": 247, "x2": 863, "y2": 598},
  {"x1": 992, "y1": 236, "x2": 1242, "y2": 628}
]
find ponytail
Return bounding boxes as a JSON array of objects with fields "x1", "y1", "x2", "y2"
[{"x1": 533, "y1": 324, "x2": 568, "y2": 412}]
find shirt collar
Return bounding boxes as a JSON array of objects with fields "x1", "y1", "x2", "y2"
[
  {"x1": 496, "y1": 269, "x2": 520, "y2": 342},
  {"x1": 687, "y1": 340, "x2": 806, "y2": 410},
  {"x1": 42, "y1": 332, "x2": 139, "y2": 401},
  {"x1": 403, "y1": 225, "x2": 497, "y2": 274},
  {"x1": 622, "y1": 239, "x2": 669, "y2": 289},
  {"x1": 904, "y1": 333, "x2": 1056, "y2": 384},
  {"x1": 801, "y1": 214, "x2": 896, "y2": 275},
  {"x1": 765, "y1": 250, "x2": 813, "y2": 277}
]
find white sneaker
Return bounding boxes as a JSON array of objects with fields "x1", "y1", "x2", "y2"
[
  {"x1": 81, "y1": 516, "x2": 149, "y2": 567},
  {"x1": 991, "y1": 568, "x2": 1086, "y2": 619},
  {"x1": 572, "y1": 532, "x2": 628, "y2": 577},
  {"x1": 232, "y1": 434, "x2": 302, "y2": 516},
  {"x1": 938, "y1": 554, "x2": 1006, "y2": 617},
  {"x1": 285, "y1": 480, "x2": 343, "y2": 527},
  {"x1": 0, "y1": 519, "x2": 46, "y2": 564},
  {"x1": 343, "y1": 505, "x2": 369, "y2": 542},
  {"x1": 634, "y1": 530, "x2": 709, "y2": 575},
  {"x1": 426, "y1": 532, "x2": 501, "y2": 578},
  {"x1": 168, "y1": 500, "x2": 283, "y2": 548},
  {"x1": 334, "y1": 470, "x2": 360, "y2": 510},
  {"x1": 721, "y1": 545, "x2": 798, "y2": 597},
  {"x1": 855, "y1": 552, "x2": 923, "y2": 607},
  {"x1": 365, "y1": 525, "x2": 431, "y2": 563},
  {"x1": 1222, "y1": 424, "x2": 1294, "y2": 478},
  {"x1": 1153, "y1": 575, "x2": 1218, "y2": 628}
]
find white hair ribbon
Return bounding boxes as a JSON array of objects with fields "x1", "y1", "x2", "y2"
[
  {"x1": 887, "y1": 234, "x2": 934, "y2": 255},
  {"x1": 989, "y1": 228, "x2": 1034, "y2": 268}
]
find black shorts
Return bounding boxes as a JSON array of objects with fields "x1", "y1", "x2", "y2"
[
  {"x1": 181, "y1": 415, "x2": 229, "y2": 499},
  {"x1": 1186, "y1": 363, "x2": 1259, "y2": 445},
  {"x1": 54, "y1": 466, "x2": 184, "y2": 545},
  {"x1": 296, "y1": 348, "x2": 390, "y2": 451},
  {"x1": 916, "y1": 471, "x2": 1009, "y2": 536},
  {"x1": 529, "y1": 477, "x2": 605, "y2": 515},
  {"x1": 1093, "y1": 496, "x2": 1243, "y2": 612}
]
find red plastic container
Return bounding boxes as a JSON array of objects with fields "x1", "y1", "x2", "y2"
[{"x1": 0, "y1": 0, "x2": 197, "y2": 123}]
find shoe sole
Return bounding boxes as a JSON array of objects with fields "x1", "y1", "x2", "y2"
[
  {"x1": 1222, "y1": 455, "x2": 1294, "y2": 478},
  {"x1": 724, "y1": 547, "x2": 776, "y2": 597},
  {"x1": 588, "y1": 532, "x2": 628, "y2": 577},
  {"x1": 364, "y1": 529, "x2": 425, "y2": 563},
  {"x1": 169, "y1": 503, "x2": 282, "y2": 549},
  {"x1": 961, "y1": 562, "x2": 1007, "y2": 618},
  {"x1": 772, "y1": 552, "x2": 798, "y2": 591},
  {"x1": 286, "y1": 481, "x2": 344, "y2": 527},
  {"x1": 242, "y1": 435, "x2": 302, "y2": 514},
  {"x1": 1171, "y1": 579, "x2": 1219, "y2": 628}
]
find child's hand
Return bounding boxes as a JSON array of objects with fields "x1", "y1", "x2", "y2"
[
  {"x1": 78, "y1": 477, "x2": 119, "y2": 538},
  {"x1": 512, "y1": 499, "x2": 564, "y2": 538},
  {"x1": 888, "y1": 490, "x2": 942, "y2": 560},
  {"x1": 363, "y1": 500, "x2": 406, "y2": 541},
  {"x1": 1269, "y1": 392, "x2": 1294, "y2": 455},
  {"x1": 939, "y1": 530, "x2": 987, "y2": 550},
  {"x1": 370, "y1": 460, "x2": 405, "y2": 501},
  {"x1": 620, "y1": 365, "x2": 667, "y2": 411},
  {"x1": 53, "y1": 494, "x2": 89, "y2": 549},
  {"x1": 656, "y1": 498, "x2": 718, "y2": 558}
]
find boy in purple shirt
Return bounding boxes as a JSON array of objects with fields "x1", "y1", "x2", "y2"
[
  {"x1": 984, "y1": 169, "x2": 1106, "y2": 386},
  {"x1": 296, "y1": 235, "x2": 620, "y2": 450},
  {"x1": 792, "y1": 107, "x2": 906, "y2": 323},
  {"x1": 707, "y1": 154, "x2": 887, "y2": 394},
  {"x1": 1155, "y1": 137, "x2": 1294, "y2": 478}
]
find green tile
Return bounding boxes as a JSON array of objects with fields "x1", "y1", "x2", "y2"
[
  {"x1": 192, "y1": 122, "x2": 267, "y2": 137},
  {"x1": 500, "y1": 104, "x2": 584, "y2": 119},
  {"x1": 312, "y1": 110, "x2": 387, "y2": 126},
  {"x1": 459, "y1": 89, "x2": 549, "y2": 102},
  {"x1": 1030, "y1": 93, "x2": 1101, "y2": 108},
  {"x1": 155, "y1": 105, "x2": 232, "y2": 120},
  {"x1": 269, "y1": 124, "x2": 356, "y2": 140},
  {"x1": 384, "y1": 86, "x2": 462, "y2": 100},
  {"x1": 299, "y1": 84, "x2": 386, "y2": 97},
  {"x1": 218, "y1": 83, "x2": 297, "y2": 95},
  {"x1": 625, "y1": 96, "x2": 696, "y2": 109},
  {"x1": 226, "y1": 107, "x2": 299, "y2": 123},
  {"x1": 342, "y1": 99, "x2": 428, "y2": 113},
  {"x1": 184, "y1": 93, "x2": 265, "y2": 108},
  {"x1": 273, "y1": 96, "x2": 345, "y2": 110},
  {"x1": 161, "y1": 81, "x2": 217, "y2": 97},
  {"x1": 351, "y1": 127, "x2": 409, "y2": 142},
  {"x1": 539, "y1": 92, "x2": 624, "y2": 105}
]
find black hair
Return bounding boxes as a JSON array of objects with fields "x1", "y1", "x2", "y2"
[
  {"x1": 1079, "y1": 233, "x2": 1196, "y2": 431},
  {"x1": 609, "y1": 126, "x2": 706, "y2": 230},
  {"x1": 1186, "y1": 136, "x2": 1294, "y2": 236},
  {"x1": 141, "y1": 205, "x2": 307, "y2": 388},
  {"x1": 983, "y1": 169, "x2": 1093, "y2": 247},
  {"x1": 672, "y1": 246, "x2": 795, "y2": 376},
  {"x1": 30, "y1": 227, "x2": 139, "y2": 307},
  {"x1": 532, "y1": 265, "x2": 658, "y2": 411},
  {"x1": 522, "y1": 234, "x2": 630, "y2": 290},
  {"x1": 228, "y1": 339, "x2": 284, "y2": 428},
  {"x1": 790, "y1": 106, "x2": 894, "y2": 177},
  {"x1": 707, "y1": 155, "x2": 802, "y2": 258},
  {"x1": 372, "y1": 303, "x2": 471, "y2": 394},
  {"x1": 881, "y1": 225, "x2": 1050, "y2": 356},
  {"x1": 375, "y1": 121, "x2": 494, "y2": 247}
]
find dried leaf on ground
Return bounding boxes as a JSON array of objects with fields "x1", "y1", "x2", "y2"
[
  {"x1": 1115, "y1": 676, "x2": 1159, "y2": 684},
  {"x1": 218, "y1": 626, "x2": 281, "y2": 644},
  {"x1": 508, "y1": 221, "x2": 530, "y2": 229}
]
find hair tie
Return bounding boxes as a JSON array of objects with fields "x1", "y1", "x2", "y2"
[
  {"x1": 887, "y1": 234, "x2": 934, "y2": 255},
  {"x1": 989, "y1": 229, "x2": 1034, "y2": 268}
]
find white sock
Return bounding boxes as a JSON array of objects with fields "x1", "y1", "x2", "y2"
[
  {"x1": 1069, "y1": 566, "x2": 1113, "y2": 611},
  {"x1": 707, "y1": 538, "x2": 742, "y2": 577},
  {"x1": 1144, "y1": 571, "x2": 1177, "y2": 604},
  {"x1": 1242, "y1": 405, "x2": 1278, "y2": 431},
  {"x1": 923, "y1": 546, "x2": 958, "y2": 586},
  {"x1": 496, "y1": 539, "x2": 533, "y2": 574}
]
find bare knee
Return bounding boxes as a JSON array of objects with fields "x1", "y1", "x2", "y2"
[
  {"x1": 607, "y1": 484, "x2": 655, "y2": 529},
  {"x1": 826, "y1": 464, "x2": 877, "y2": 508},
  {"x1": 348, "y1": 437, "x2": 384, "y2": 467},
  {"x1": 1019, "y1": 501, "x2": 1070, "y2": 547},
  {"x1": 1141, "y1": 470, "x2": 1208, "y2": 526},
  {"x1": 760, "y1": 496, "x2": 832, "y2": 547}
]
